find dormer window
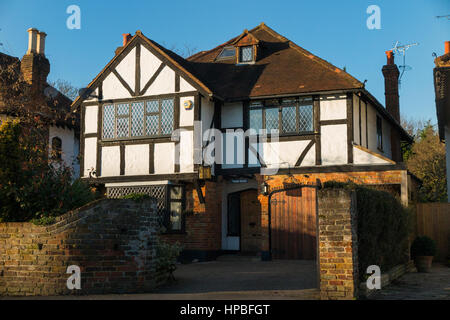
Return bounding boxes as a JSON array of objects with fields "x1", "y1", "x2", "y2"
[
  {"x1": 217, "y1": 46, "x2": 235, "y2": 60},
  {"x1": 239, "y1": 46, "x2": 254, "y2": 63},
  {"x1": 232, "y1": 29, "x2": 259, "y2": 65}
]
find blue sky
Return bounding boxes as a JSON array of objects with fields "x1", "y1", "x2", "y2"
[{"x1": 0, "y1": 0, "x2": 448, "y2": 123}]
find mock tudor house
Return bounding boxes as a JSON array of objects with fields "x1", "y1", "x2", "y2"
[
  {"x1": 0, "y1": 28, "x2": 80, "y2": 177},
  {"x1": 72, "y1": 23, "x2": 415, "y2": 261}
]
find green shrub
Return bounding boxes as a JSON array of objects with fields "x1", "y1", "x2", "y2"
[
  {"x1": 354, "y1": 186, "x2": 411, "y2": 281},
  {"x1": 0, "y1": 120, "x2": 98, "y2": 222},
  {"x1": 121, "y1": 193, "x2": 151, "y2": 201},
  {"x1": 155, "y1": 239, "x2": 182, "y2": 275},
  {"x1": 411, "y1": 236, "x2": 437, "y2": 257}
]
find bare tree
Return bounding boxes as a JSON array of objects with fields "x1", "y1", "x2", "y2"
[{"x1": 48, "y1": 79, "x2": 78, "y2": 101}]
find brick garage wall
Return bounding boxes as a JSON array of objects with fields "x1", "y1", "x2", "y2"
[
  {"x1": 161, "y1": 180, "x2": 222, "y2": 260},
  {"x1": 317, "y1": 189, "x2": 358, "y2": 300},
  {"x1": 0, "y1": 199, "x2": 164, "y2": 297}
]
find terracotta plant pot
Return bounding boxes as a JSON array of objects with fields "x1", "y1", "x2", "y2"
[{"x1": 414, "y1": 256, "x2": 433, "y2": 273}]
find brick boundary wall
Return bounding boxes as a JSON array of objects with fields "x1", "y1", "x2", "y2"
[
  {"x1": 318, "y1": 189, "x2": 359, "y2": 300},
  {"x1": 0, "y1": 199, "x2": 166, "y2": 297}
]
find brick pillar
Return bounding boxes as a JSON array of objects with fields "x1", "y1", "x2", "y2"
[{"x1": 318, "y1": 189, "x2": 358, "y2": 300}]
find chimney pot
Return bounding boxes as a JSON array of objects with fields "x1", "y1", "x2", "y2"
[
  {"x1": 445, "y1": 41, "x2": 450, "y2": 55},
  {"x1": 36, "y1": 31, "x2": 47, "y2": 55},
  {"x1": 385, "y1": 50, "x2": 394, "y2": 65},
  {"x1": 27, "y1": 28, "x2": 38, "y2": 54},
  {"x1": 122, "y1": 33, "x2": 132, "y2": 46}
]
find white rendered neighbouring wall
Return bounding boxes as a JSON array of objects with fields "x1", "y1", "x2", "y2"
[{"x1": 49, "y1": 125, "x2": 80, "y2": 178}]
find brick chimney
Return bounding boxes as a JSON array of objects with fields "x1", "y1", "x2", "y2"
[
  {"x1": 115, "y1": 33, "x2": 132, "y2": 55},
  {"x1": 382, "y1": 50, "x2": 400, "y2": 122},
  {"x1": 21, "y1": 28, "x2": 50, "y2": 94},
  {"x1": 382, "y1": 50, "x2": 402, "y2": 162}
]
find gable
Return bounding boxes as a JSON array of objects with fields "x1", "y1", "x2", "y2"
[{"x1": 72, "y1": 33, "x2": 213, "y2": 109}]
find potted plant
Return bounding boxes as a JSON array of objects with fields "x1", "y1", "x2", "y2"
[{"x1": 411, "y1": 236, "x2": 437, "y2": 272}]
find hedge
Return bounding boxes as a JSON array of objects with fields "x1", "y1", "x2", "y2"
[{"x1": 323, "y1": 181, "x2": 412, "y2": 281}]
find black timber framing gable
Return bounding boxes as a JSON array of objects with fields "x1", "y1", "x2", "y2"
[{"x1": 72, "y1": 34, "x2": 214, "y2": 111}]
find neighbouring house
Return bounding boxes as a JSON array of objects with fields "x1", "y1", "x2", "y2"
[
  {"x1": 434, "y1": 41, "x2": 450, "y2": 201},
  {"x1": 0, "y1": 28, "x2": 80, "y2": 177},
  {"x1": 72, "y1": 23, "x2": 415, "y2": 261}
]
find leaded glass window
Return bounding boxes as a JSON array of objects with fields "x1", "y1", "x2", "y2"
[
  {"x1": 239, "y1": 46, "x2": 253, "y2": 63},
  {"x1": 248, "y1": 97, "x2": 314, "y2": 134},
  {"x1": 102, "y1": 98, "x2": 174, "y2": 139},
  {"x1": 102, "y1": 104, "x2": 115, "y2": 139},
  {"x1": 265, "y1": 108, "x2": 279, "y2": 132},
  {"x1": 161, "y1": 99, "x2": 174, "y2": 135},
  {"x1": 282, "y1": 106, "x2": 297, "y2": 133},
  {"x1": 131, "y1": 102, "x2": 144, "y2": 136}
]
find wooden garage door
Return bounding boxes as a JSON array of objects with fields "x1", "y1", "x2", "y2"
[{"x1": 271, "y1": 187, "x2": 317, "y2": 260}]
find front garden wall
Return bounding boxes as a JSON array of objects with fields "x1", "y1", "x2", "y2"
[{"x1": 0, "y1": 199, "x2": 164, "y2": 296}]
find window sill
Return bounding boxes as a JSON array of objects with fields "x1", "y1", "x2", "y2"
[{"x1": 100, "y1": 135, "x2": 173, "y2": 142}]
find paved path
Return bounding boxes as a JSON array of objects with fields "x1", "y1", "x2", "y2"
[{"x1": 370, "y1": 263, "x2": 450, "y2": 300}]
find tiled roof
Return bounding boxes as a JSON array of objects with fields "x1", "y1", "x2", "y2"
[{"x1": 186, "y1": 23, "x2": 363, "y2": 100}]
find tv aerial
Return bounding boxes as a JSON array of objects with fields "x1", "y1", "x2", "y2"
[
  {"x1": 390, "y1": 41, "x2": 419, "y2": 87},
  {"x1": 436, "y1": 15, "x2": 450, "y2": 20}
]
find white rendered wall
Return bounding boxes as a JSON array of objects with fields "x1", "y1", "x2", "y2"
[
  {"x1": 101, "y1": 146, "x2": 120, "y2": 177},
  {"x1": 145, "y1": 66, "x2": 175, "y2": 96},
  {"x1": 83, "y1": 137, "x2": 97, "y2": 177},
  {"x1": 140, "y1": 45, "x2": 162, "y2": 88},
  {"x1": 102, "y1": 72, "x2": 132, "y2": 100},
  {"x1": 353, "y1": 94, "x2": 360, "y2": 145},
  {"x1": 179, "y1": 77, "x2": 195, "y2": 92},
  {"x1": 320, "y1": 95, "x2": 347, "y2": 120},
  {"x1": 115, "y1": 46, "x2": 136, "y2": 91},
  {"x1": 353, "y1": 146, "x2": 391, "y2": 164},
  {"x1": 84, "y1": 105, "x2": 98, "y2": 134},
  {"x1": 262, "y1": 140, "x2": 313, "y2": 168},
  {"x1": 49, "y1": 125, "x2": 79, "y2": 176},
  {"x1": 180, "y1": 96, "x2": 195, "y2": 127},
  {"x1": 222, "y1": 102, "x2": 243, "y2": 128},
  {"x1": 201, "y1": 97, "x2": 214, "y2": 133},
  {"x1": 154, "y1": 142, "x2": 175, "y2": 174},
  {"x1": 125, "y1": 144, "x2": 149, "y2": 175},
  {"x1": 321, "y1": 124, "x2": 347, "y2": 165},
  {"x1": 179, "y1": 130, "x2": 194, "y2": 173},
  {"x1": 366, "y1": 102, "x2": 393, "y2": 159},
  {"x1": 361, "y1": 99, "x2": 367, "y2": 147}
]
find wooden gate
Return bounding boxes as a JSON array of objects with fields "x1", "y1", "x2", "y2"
[{"x1": 270, "y1": 186, "x2": 317, "y2": 260}]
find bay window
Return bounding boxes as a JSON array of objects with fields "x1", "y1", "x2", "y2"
[{"x1": 102, "y1": 98, "x2": 174, "y2": 139}]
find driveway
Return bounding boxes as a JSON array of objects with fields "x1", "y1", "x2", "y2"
[
  {"x1": 370, "y1": 263, "x2": 450, "y2": 300},
  {"x1": 152, "y1": 258, "x2": 319, "y2": 299},
  {"x1": 3, "y1": 257, "x2": 319, "y2": 300}
]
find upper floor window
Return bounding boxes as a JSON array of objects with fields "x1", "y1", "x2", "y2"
[
  {"x1": 239, "y1": 46, "x2": 254, "y2": 63},
  {"x1": 376, "y1": 115, "x2": 383, "y2": 150},
  {"x1": 217, "y1": 46, "x2": 236, "y2": 60},
  {"x1": 102, "y1": 98, "x2": 174, "y2": 140},
  {"x1": 249, "y1": 97, "x2": 314, "y2": 134},
  {"x1": 51, "y1": 137, "x2": 62, "y2": 160}
]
